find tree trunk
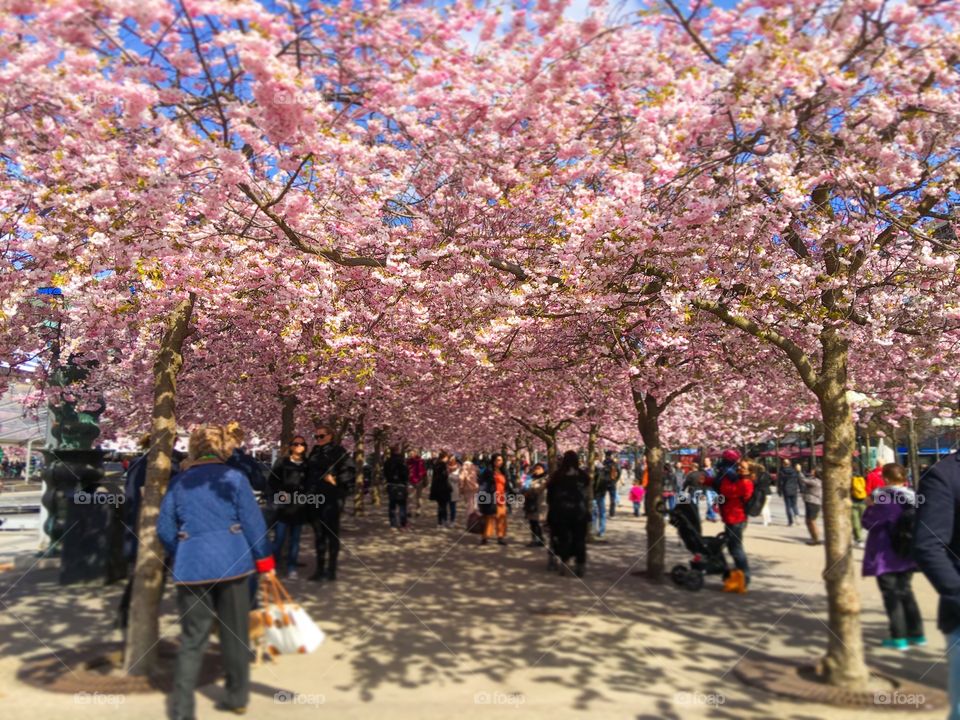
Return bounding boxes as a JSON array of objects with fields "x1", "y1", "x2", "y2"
[
  {"x1": 632, "y1": 388, "x2": 665, "y2": 579},
  {"x1": 545, "y1": 435, "x2": 558, "y2": 474},
  {"x1": 352, "y1": 416, "x2": 365, "y2": 517},
  {"x1": 815, "y1": 341, "x2": 870, "y2": 689},
  {"x1": 641, "y1": 434, "x2": 665, "y2": 579},
  {"x1": 279, "y1": 391, "x2": 298, "y2": 450},
  {"x1": 124, "y1": 294, "x2": 195, "y2": 675},
  {"x1": 371, "y1": 427, "x2": 386, "y2": 506}
]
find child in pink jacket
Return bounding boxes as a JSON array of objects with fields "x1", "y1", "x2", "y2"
[{"x1": 629, "y1": 482, "x2": 645, "y2": 517}]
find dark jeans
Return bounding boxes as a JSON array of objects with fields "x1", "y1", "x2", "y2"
[
  {"x1": 311, "y1": 508, "x2": 341, "y2": 579},
  {"x1": 437, "y1": 500, "x2": 449, "y2": 525},
  {"x1": 272, "y1": 521, "x2": 302, "y2": 571},
  {"x1": 448, "y1": 501, "x2": 457, "y2": 523},
  {"x1": 783, "y1": 493, "x2": 799, "y2": 525},
  {"x1": 172, "y1": 577, "x2": 250, "y2": 719},
  {"x1": 387, "y1": 485, "x2": 408, "y2": 527},
  {"x1": 553, "y1": 520, "x2": 587, "y2": 567},
  {"x1": 608, "y1": 486, "x2": 618, "y2": 517},
  {"x1": 877, "y1": 571, "x2": 924, "y2": 639},
  {"x1": 725, "y1": 521, "x2": 750, "y2": 584}
]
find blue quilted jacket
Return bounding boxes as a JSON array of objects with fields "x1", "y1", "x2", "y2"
[{"x1": 157, "y1": 462, "x2": 274, "y2": 585}]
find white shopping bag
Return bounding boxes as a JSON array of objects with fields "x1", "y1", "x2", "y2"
[{"x1": 260, "y1": 576, "x2": 325, "y2": 655}]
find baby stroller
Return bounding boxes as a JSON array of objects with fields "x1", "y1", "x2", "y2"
[{"x1": 663, "y1": 496, "x2": 728, "y2": 591}]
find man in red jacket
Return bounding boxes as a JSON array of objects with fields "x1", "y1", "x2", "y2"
[{"x1": 703, "y1": 450, "x2": 754, "y2": 593}]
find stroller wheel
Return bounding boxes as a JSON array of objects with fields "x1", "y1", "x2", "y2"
[
  {"x1": 670, "y1": 564, "x2": 688, "y2": 585},
  {"x1": 683, "y1": 572, "x2": 704, "y2": 591}
]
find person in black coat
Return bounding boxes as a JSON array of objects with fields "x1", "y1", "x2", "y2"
[
  {"x1": 305, "y1": 425, "x2": 355, "y2": 582},
  {"x1": 429, "y1": 451, "x2": 452, "y2": 527},
  {"x1": 383, "y1": 445, "x2": 409, "y2": 530},
  {"x1": 269, "y1": 435, "x2": 309, "y2": 577},
  {"x1": 914, "y1": 453, "x2": 960, "y2": 708},
  {"x1": 776, "y1": 457, "x2": 801, "y2": 526},
  {"x1": 547, "y1": 451, "x2": 591, "y2": 577}
]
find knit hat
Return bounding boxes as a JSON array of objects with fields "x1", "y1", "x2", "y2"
[{"x1": 721, "y1": 449, "x2": 741, "y2": 463}]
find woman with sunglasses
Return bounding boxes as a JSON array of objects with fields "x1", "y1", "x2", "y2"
[{"x1": 268, "y1": 435, "x2": 309, "y2": 578}]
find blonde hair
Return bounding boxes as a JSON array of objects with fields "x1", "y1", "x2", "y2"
[{"x1": 188, "y1": 423, "x2": 242, "y2": 462}]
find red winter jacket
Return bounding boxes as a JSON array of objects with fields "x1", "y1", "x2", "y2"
[{"x1": 705, "y1": 474, "x2": 754, "y2": 525}]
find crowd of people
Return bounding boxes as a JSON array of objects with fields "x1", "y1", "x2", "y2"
[{"x1": 120, "y1": 422, "x2": 943, "y2": 718}]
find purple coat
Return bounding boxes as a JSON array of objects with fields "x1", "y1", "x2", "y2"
[{"x1": 862, "y1": 486, "x2": 918, "y2": 577}]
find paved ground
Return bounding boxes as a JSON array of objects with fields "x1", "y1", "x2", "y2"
[{"x1": 0, "y1": 496, "x2": 949, "y2": 719}]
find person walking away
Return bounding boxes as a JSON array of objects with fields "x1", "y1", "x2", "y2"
[
  {"x1": 800, "y1": 463, "x2": 822, "y2": 545},
  {"x1": 383, "y1": 445, "x2": 409, "y2": 530},
  {"x1": 592, "y1": 462, "x2": 608, "y2": 538},
  {"x1": 703, "y1": 452, "x2": 753, "y2": 592},
  {"x1": 306, "y1": 425, "x2": 355, "y2": 582},
  {"x1": 407, "y1": 450, "x2": 427, "y2": 517},
  {"x1": 157, "y1": 424, "x2": 276, "y2": 720},
  {"x1": 268, "y1": 435, "x2": 309, "y2": 578},
  {"x1": 547, "y1": 451, "x2": 590, "y2": 577},
  {"x1": 777, "y1": 457, "x2": 801, "y2": 527},
  {"x1": 629, "y1": 479, "x2": 645, "y2": 517},
  {"x1": 702, "y1": 457, "x2": 720, "y2": 522},
  {"x1": 460, "y1": 457, "x2": 480, "y2": 516},
  {"x1": 524, "y1": 463, "x2": 548, "y2": 546},
  {"x1": 862, "y1": 462, "x2": 925, "y2": 650},
  {"x1": 851, "y1": 470, "x2": 869, "y2": 549},
  {"x1": 914, "y1": 452, "x2": 960, "y2": 719},
  {"x1": 446, "y1": 455, "x2": 461, "y2": 527},
  {"x1": 603, "y1": 451, "x2": 621, "y2": 517},
  {"x1": 752, "y1": 462, "x2": 774, "y2": 527},
  {"x1": 429, "y1": 451, "x2": 452, "y2": 527},
  {"x1": 478, "y1": 453, "x2": 509, "y2": 545}
]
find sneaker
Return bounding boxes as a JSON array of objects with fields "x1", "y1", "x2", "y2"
[
  {"x1": 854, "y1": 540, "x2": 865, "y2": 549},
  {"x1": 497, "y1": 538, "x2": 507, "y2": 546},
  {"x1": 908, "y1": 636, "x2": 928, "y2": 647},
  {"x1": 882, "y1": 638, "x2": 909, "y2": 651},
  {"x1": 805, "y1": 539, "x2": 821, "y2": 545},
  {"x1": 287, "y1": 569, "x2": 299, "y2": 580},
  {"x1": 308, "y1": 572, "x2": 325, "y2": 582}
]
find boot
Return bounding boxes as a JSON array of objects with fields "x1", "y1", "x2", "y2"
[{"x1": 722, "y1": 569, "x2": 745, "y2": 593}]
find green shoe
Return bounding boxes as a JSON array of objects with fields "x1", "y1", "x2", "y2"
[
  {"x1": 908, "y1": 636, "x2": 928, "y2": 647},
  {"x1": 882, "y1": 638, "x2": 909, "y2": 651}
]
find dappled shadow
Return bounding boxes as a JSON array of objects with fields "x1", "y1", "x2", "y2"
[{"x1": 0, "y1": 503, "x2": 947, "y2": 718}]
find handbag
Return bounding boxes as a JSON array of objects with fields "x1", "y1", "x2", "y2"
[
  {"x1": 258, "y1": 575, "x2": 325, "y2": 655},
  {"x1": 466, "y1": 511, "x2": 485, "y2": 535}
]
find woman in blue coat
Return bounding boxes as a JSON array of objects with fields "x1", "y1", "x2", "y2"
[{"x1": 158, "y1": 424, "x2": 276, "y2": 720}]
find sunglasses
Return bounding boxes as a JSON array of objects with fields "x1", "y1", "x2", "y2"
[
  {"x1": 291, "y1": 442, "x2": 306, "y2": 447},
  {"x1": 315, "y1": 433, "x2": 329, "y2": 439}
]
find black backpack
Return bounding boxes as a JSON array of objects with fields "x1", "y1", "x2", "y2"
[
  {"x1": 891, "y1": 502, "x2": 918, "y2": 558},
  {"x1": 746, "y1": 472, "x2": 772, "y2": 517}
]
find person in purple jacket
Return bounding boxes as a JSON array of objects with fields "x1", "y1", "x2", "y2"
[{"x1": 862, "y1": 463, "x2": 925, "y2": 651}]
